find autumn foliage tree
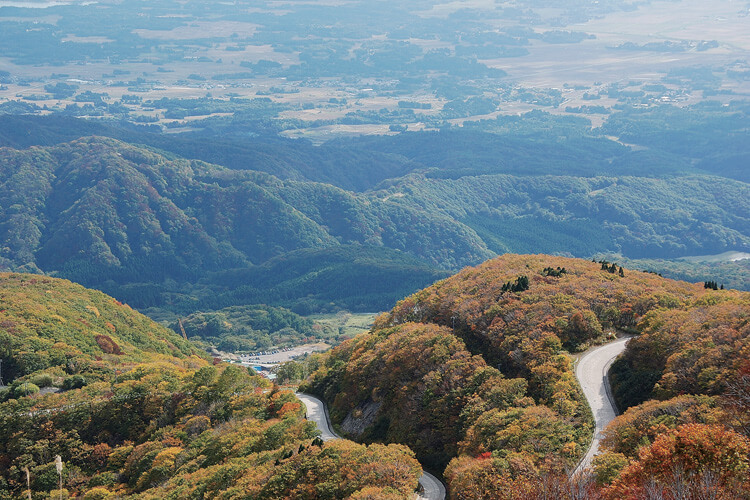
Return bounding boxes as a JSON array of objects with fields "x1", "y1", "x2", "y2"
[
  {"x1": 302, "y1": 254, "x2": 750, "y2": 498},
  {"x1": 0, "y1": 274, "x2": 423, "y2": 498},
  {"x1": 604, "y1": 424, "x2": 750, "y2": 499}
]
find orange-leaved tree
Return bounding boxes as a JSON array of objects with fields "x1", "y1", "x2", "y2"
[{"x1": 605, "y1": 423, "x2": 750, "y2": 499}]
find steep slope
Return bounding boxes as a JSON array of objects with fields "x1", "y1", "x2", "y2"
[
  {"x1": 301, "y1": 254, "x2": 750, "y2": 498},
  {"x1": 598, "y1": 289, "x2": 750, "y2": 498},
  {"x1": 35, "y1": 137, "x2": 338, "y2": 269},
  {"x1": 0, "y1": 136, "x2": 748, "y2": 319},
  {"x1": 609, "y1": 290, "x2": 750, "y2": 409},
  {"x1": 0, "y1": 137, "x2": 327, "y2": 276},
  {"x1": 0, "y1": 272, "x2": 201, "y2": 385},
  {"x1": 0, "y1": 274, "x2": 423, "y2": 499},
  {"x1": 382, "y1": 173, "x2": 750, "y2": 259},
  {"x1": 297, "y1": 392, "x2": 447, "y2": 500},
  {"x1": 0, "y1": 137, "x2": 479, "y2": 281}
]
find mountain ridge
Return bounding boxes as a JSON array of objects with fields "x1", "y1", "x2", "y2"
[
  {"x1": 0, "y1": 273, "x2": 426, "y2": 499},
  {"x1": 2, "y1": 136, "x2": 747, "y2": 300},
  {"x1": 300, "y1": 254, "x2": 750, "y2": 497}
]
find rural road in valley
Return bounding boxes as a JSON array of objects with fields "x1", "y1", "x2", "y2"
[
  {"x1": 296, "y1": 392, "x2": 446, "y2": 500},
  {"x1": 573, "y1": 336, "x2": 631, "y2": 476}
]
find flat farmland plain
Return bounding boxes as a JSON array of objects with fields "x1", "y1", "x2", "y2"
[{"x1": 0, "y1": 0, "x2": 747, "y2": 136}]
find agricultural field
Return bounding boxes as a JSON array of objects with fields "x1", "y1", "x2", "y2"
[{"x1": 1, "y1": 0, "x2": 748, "y2": 141}]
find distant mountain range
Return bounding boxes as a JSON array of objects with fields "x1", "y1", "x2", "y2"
[
  {"x1": 0, "y1": 136, "x2": 462, "y2": 311},
  {"x1": 0, "y1": 115, "x2": 748, "y2": 314}
]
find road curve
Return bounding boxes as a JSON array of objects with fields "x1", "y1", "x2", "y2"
[
  {"x1": 573, "y1": 336, "x2": 631, "y2": 476},
  {"x1": 296, "y1": 392, "x2": 341, "y2": 441},
  {"x1": 415, "y1": 468, "x2": 447, "y2": 500},
  {"x1": 296, "y1": 392, "x2": 446, "y2": 500}
]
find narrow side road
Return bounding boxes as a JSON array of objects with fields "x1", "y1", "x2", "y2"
[
  {"x1": 296, "y1": 392, "x2": 446, "y2": 500},
  {"x1": 573, "y1": 336, "x2": 631, "y2": 476}
]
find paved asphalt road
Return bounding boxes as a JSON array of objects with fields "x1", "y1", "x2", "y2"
[
  {"x1": 296, "y1": 392, "x2": 446, "y2": 500},
  {"x1": 297, "y1": 334, "x2": 630, "y2": 493},
  {"x1": 414, "y1": 468, "x2": 447, "y2": 500},
  {"x1": 573, "y1": 336, "x2": 631, "y2": 476},
  {"x1": 296, "y1": 392, "x2": 341, "y2": 441}
]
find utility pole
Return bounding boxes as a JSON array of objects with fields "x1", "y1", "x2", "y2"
[
  {"x1": 23, "y1": 466, "x2": 31, "y2": 500},
  {"x1": 55, "y1": 455, "x2": 63, "y2": 500}
]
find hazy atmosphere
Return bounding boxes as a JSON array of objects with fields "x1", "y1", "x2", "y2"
[{"x1": 0, "y1": 0, "x2": 748, "y2": 498}]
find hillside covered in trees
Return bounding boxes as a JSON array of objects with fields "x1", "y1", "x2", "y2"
[
  {"x1": 0, "y1": 136, "x2": 452, "y2": 316},
  {"x1": 0, "y1": 132, "x2": 747, "y2": 323},
  {"x1": 300, "y1": 254, "x2": 750, "y2": 498},
  {"x1": 0, "y1": 273, "x2": 423, "y2": 498}
]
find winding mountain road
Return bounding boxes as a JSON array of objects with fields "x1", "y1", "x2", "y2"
[
  {"x1": 296, "y1": 392, "x2": 341, "y2": 442},
  {"x1": 573, "y1": 336, "x2": 631, "y2": 476},
  {"x1": 296, "y1": 393, "x2": 446, "y2": 500},
  {"x1": 296, "y1": 336, "x2": 629, "y2": 493}
]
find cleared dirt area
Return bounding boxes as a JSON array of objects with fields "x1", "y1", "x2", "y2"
[{"x1": 581, "y1": 0, "x2": 750, "y2": 49}]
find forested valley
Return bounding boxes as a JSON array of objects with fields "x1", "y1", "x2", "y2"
[
  {"x1": 0, "y1": 110, "x2": 748, "y2": 327},
  {"x1": 1, "y1": 0, "x2": 749, "y2": 497}
]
